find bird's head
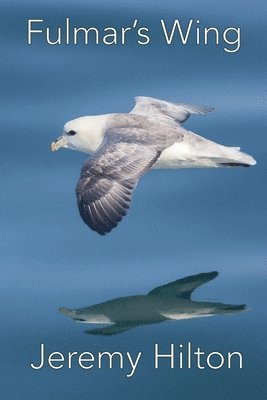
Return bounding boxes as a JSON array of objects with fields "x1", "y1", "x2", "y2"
[{"x1": 51, "y1": 116, "x2": 105, "y2": 154}]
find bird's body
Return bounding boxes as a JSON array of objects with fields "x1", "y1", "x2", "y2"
[
  {"x1": 51, "y1": 96, "x2": 256, "y2": 235},
  {"x1": 61, "y1": 112, "x2": 254, "y2": 169}
]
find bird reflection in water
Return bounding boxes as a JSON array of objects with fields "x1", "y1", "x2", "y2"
[{"x1": 59, "y1": 271, "x2": 246, "y2": 336}]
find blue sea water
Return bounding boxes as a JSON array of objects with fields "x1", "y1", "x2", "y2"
[{"x1": 1, "y1": 0, "x2": 267, "y2": 399}]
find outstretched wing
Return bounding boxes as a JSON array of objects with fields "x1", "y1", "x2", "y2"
[
  {"x1": 131, "y1": 96, "x2": 214, "y2": 123},
  {"x1": 76, "y1": 116, "x2": 184, "y2": 235},
  {"x1": 76, "y1": 142, "x2": 159, "y2": 235},
  {"x1": 148, "y1": 271, "x2": 219, "y2": 299}
]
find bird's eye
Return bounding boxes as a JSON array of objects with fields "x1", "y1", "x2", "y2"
[{"x1": 67, "y1": 130, "x2": 77, "y2": 136}]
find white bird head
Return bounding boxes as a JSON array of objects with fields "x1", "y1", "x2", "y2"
[{"x1": 51, "y1": 115, "x2": 107, "y2": 154}]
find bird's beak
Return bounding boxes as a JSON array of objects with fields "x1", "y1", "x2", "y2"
[{"x1": 51, "y1": 136, "x2": 67, "y2": 151}]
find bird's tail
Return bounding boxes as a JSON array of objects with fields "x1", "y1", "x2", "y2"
[
  {"x1": 212, "y1": 147, "x2": 256, "y2": 167},
  {"x1": 184, "y1": 130, "x2": 256, "y2": 168}
]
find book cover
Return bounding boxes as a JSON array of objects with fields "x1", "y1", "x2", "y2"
[{"x1": 2, "y1": 0, "x2": 266, "y2": 399}]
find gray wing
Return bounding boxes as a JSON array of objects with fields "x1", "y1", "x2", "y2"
[
  {"x1": 76, "y1": 139, "x2": 157, "y2": 235},
  {"x1": 131, "y1": 96, "x2": 214, "y2": 123},
  {"x1": 76, "y1": 117, "x2": 184, "y2": 235},
  {"x1": 76, "y1": 144, "x2": 158, "y2": 235},
  {"x1": 148, "y1": 271, "x2": 218, "y2": 299}
]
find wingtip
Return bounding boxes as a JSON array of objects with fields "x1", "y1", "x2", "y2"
[
  {"x1": 209, "y1": 271, "x2": 219, "y2": 278},
  {"x1": 195, "y1": 271, "x2": 219, "y2": 279},
  {"x1": 194, "y1": 105, "x2": 215, "y2": 114},
  {"x1": 204, "y1": 106, "x2": 215, "y2": 114}
]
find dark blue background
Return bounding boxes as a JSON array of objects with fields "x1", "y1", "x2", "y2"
[{"x1": 1, "y1": 0, "x2": 266, "y2": 398}]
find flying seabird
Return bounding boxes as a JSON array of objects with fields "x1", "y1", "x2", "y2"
[
  {"x1": 51, "y1": 96, "x2": 256, "y2": 235},
  {"x1": 59, "y1": 271, "x2": 246, "y2": 336}
]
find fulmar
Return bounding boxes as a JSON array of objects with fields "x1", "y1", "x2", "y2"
[
  {"x1": 51, "y1": 96, "x2": 256, "y2": 235},
  {"x1": 58, "y1": 271, "x2": 246, "y2": 336}
]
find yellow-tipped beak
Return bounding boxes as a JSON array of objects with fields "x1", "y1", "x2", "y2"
[{"x1": 51, "y1": 136, "x2": 66, "y2": 151}]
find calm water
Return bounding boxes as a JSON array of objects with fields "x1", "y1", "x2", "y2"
[{"x1": 1, "y1": 0, "x2": 267, "y2": 399}]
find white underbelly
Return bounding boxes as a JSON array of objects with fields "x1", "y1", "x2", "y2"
[
  {"x1": 160, "y1": 312, "x2": 214, "y2": 320},
  {"x1": 153, "y1": 133, "x2": 255, "y2": 169},
  {"x1": 154, "y1": 142, "x2": 217, "y2": 169}
]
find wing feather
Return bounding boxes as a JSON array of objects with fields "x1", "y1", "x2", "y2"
[
  {"x1": 131, "y1": 96, "x2": 214, "y2": 123},
  {"x1": 76, "y1": 140, "x2": 160, "y2": 235},
  {"x1": 148, "y1": 271, "x2": 219, "y2": 298},
  {"x1": 75, "y1": 115, "x2": 185, "y2": 235}
]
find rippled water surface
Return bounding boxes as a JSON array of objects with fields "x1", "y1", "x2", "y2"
[{"x1": 1, "y1": 0, "x2": 267, "y2": 399}]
